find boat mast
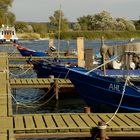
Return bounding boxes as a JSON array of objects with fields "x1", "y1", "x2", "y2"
[{"x1": 57, "y1": 4, "x2": 62, "y2": 58}]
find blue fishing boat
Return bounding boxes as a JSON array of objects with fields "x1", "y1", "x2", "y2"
[
  {"x1": 66, "y1": 68, "x2": 140, "y2": 112},
  {"x1": 16, "y1": 44, "x2": 48, "y2": 56},
  {"x1": 31, "y1": 59, "x2": 80, "y2": 78}
]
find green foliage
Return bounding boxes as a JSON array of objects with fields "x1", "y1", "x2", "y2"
[
  {"x1": 49, "y1": 9, "x2": 69, "y2": 32},
  {"x1": 15, "y1": 21, "x2": 28, "y2": 33},
  {"x1": 134, "y1": 18, "x2": 140, "y2": 30},
  {"x1": 31, "y1": 23, "x2": 48, "y2": 34},
  {"x1": 55, "y1": 31, "x2": 140, "y2": 40},
  {"x1": 0, "y1": 0, "x2": 15, "y2": 26},
  {"x1": 76, "y1": 11, "x2": 136, "y2": 31}
]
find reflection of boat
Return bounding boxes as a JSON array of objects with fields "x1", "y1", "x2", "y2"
[
  {"x1": 0, "y1": 24, "x2": 18, "y2": 43},
  {"x1": 66, "y1": 68, "x2": 140, "y2": 112},
  {"x1": 16, "y1": 44, "x2": 48, "y2": 56}
]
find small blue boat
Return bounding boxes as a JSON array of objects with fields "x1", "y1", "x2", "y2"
[
  {"x1": 31, "y1": 59, "x2": 79, "y2": 78},
  {"x1": 67, "y1": 68, "x2": 140, "y2": 112},
  {"x1": 16, "y1": 44, "x2": 48, "y2": 56}
]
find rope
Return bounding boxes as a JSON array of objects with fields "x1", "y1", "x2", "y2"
[
  {"x1": 11, "y1": 80, "x2": 57, "y2": 108},
  {"x1": 106, "y1": 76, "x2": 130, "y2": 125},
  {"x1": 9, "y1": 66, "x2": 32, "y2": 77},
  {"x1": 86, "y1": 53, "x2": 124, "y2": 74}
]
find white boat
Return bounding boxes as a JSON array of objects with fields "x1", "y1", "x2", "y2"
[{"x1": 0, "y1": 24, "x2": 18, "y2": 43}]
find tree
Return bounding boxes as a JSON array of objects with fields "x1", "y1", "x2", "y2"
[
  {"x1": 76, "y1": 11, "x2": 136, "y2": 31},
  {"x1": 0, "y1": 0, "x2": 15, "y2": 26},
  {"x1": 92, "y1": 11, "x2": 116, "y2": 30},
  {"x1": 116, "y1": 18, "x2": 136, "y2": 31},
  {"x1": 49, "y1": 9, "x2": 69, "y2": 32},
  {"x1": 73, "y1": 23, "x2": 81, "y2": 31},
  {"x1": 134, "y1": 17, "x2": 140, "y2": 30}
]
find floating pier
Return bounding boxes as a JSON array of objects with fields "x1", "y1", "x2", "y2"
[{"x1": 0, "y1": 52, "x2": 140, "y2": 140}]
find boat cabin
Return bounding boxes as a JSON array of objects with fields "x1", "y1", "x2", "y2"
[{"x1": 0, "y1": 24, "x2": 18, "y2": 43}]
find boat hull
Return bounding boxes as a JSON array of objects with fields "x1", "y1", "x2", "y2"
[{"x1": 68, "y1": 69, "x2": 140, "y2": 112}]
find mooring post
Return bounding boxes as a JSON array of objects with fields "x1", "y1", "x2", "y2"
[
  {"x1": 77, "y1": 37, "x2": 85, "y2": 68},
  {"x1": 98, "y1": 121, "x2": 107, "y2": 140},
  {"x1": 54, "y1": 79, "x2": 59, "y2": 100},
  {"x1": 84, "y1": 106, "x2": 91, "y2": 113}
]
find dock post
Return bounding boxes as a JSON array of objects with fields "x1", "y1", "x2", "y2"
[
  {"x1": 84, "y1": 106, "x2": 91, "y2": 113},
  {"x1": 77, "y1": 37, "x2": 85, "y2": 67},
  {"x1": 98, "y1": 121, "x2": 107, "y2": 140},
  {"x1": 54, "y1": 79, "x2": 59, "y2": 100}
]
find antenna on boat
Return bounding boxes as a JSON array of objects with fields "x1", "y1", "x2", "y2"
[{"x1": 57, "y1": 4, "x2": 62, "y2": 58}]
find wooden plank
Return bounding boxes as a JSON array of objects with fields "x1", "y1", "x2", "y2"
[
  {"x1": 26, "y1": 79, "x2": 33, "y2": 84},
  {"x1": 24, "y1": 115, "x2": 35, "y2": 129},
  {"x1": 0, "y1": 105, "x2": 7, "y2": 116},
  {"x1": 15, "y1": 79, "x2": 21, "y2": 84},
  {"x1": 0, "y1": 133, "x2": 7, "y2": 140},
  {"x1": 70, "y1": 114, "x2": 89, "y2": 132},
  {"x1": 0, "y1": 117, "x2": 13, "y2": 129},
  {"x1": 37, "y1": 78, "x2": 45, "y2": 84},
  {"x1": 21, "y1": 79, "x2": 27, "y2": 84},
  {"x1": 62, "y1": 114, "x2": 78, "y2": 128},
  {"x1": 118, "y1": 114, "x2": 138, "y2": 126},
  {"x1": 98, "y1": 114, "x2": 119, "y2": 127},
  {"x1": 89, "y1": 114, "x2": 102, "y2": 125},
  {"x1": 53, "y1": 115, "x2": 69, "y2": 132},
  {"x1": 126, "y1": 114, "x2": 140, "y2": 126},
  {"x1": 80, "y1": 114, "x2": 97, "y2": 127},
  {"x1": 14, "y1": 116, "x2": 25, "y2": 129},
  {"x1": 32, "y1": 79, "x2": 39, "y2": 84},
  {"x1": 43, "y1": 115, "x2": 57, "y2": 133},
  {"x1": 33, "y1": 115, "x2": 46, "y2": 129},
  {"x1": 9, "y1": 79, "x2": 16, "y2": 84},
  {"x1": 107, "y1": 114, "x2": 129, "y2": 127},
  {"x1": 42, "y1": 79, "x2": 50, "y2": 84}
]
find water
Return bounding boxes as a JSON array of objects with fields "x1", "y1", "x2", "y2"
[{"x1": 0, "y1": 39, "x2": 134, "y2": 140}]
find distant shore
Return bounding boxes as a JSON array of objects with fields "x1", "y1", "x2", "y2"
[{"x1": 17, "y1": 31, "x2": 140, "y2": 40}]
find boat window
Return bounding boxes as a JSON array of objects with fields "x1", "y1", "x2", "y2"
[
  {"x1": 2, "y1": 31, "x2": 3, "y2": 35},
  {"x1": 12, "y1": 31, "x2": 14, "y2": 35}
]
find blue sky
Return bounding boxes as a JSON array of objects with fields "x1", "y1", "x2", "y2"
[{"x1": 11, "y1": 0, "x2": 140, "y2": 22}]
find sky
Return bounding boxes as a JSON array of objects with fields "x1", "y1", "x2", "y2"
[{"x1": 11, "y1": 0, "x2": 140, "y2": 22}]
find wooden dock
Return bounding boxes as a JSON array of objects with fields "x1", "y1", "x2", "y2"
[{"x1": 0, "y1": 52, "x2": 140, "y2": 139}]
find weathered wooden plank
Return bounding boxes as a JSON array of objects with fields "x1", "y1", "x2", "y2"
[
  {"x1": 118, "y1": 114, "x2": 138, "y2": 126},
  {"x1": 89, "y1": 114, "x2": 102, "y2": 125},
  {"x1": 37, "y1": 78, "x2": 45, "y2": 84},
  {"x1": 32, "y1": 79, "x2": 39, "y2": 84},
  {"x1": 24, "y1": 116, "x2": 35, "y2": 129},
  {"x1": 80, "y1": 114, "x2": 97, "y2": 127},
  {"x1": 127, "y1": 114, "x2": 140, "y2": 126},
  {"x1": 33, "y1": 115, "x2": 46, "y2": 129},
  {"x1": 0, "y1": 117, "x2": 13, "y2": 129},
  {"x1": 70, "y1": 114, "x2": 89, "y2": 132},
  {"x1": 9, "y1": 79, "x2": 16, "y2": 84},
  {"x1": 43, "y1": 115, "x2": 57, "y2": 132},
  {"x1": 53, "y1": 115, "x2": 69, "y2": 132},
  {"x1": 20, "y1": 79, "x2": 27, "y2": 84},
  {"x1": 98, "y1": 114, "x2": 119, "y2": 127},
  {"x1": 0, "y1": 133, "x2": 7, "y2": 140},
  {"x1": 14, "y1": 116, "x2": 25, "y2": 129},
  {"x1": 26, "y1": 79, "x2": 33, "y2": 84},
  {"x1": 42, "y1": 79, "x2": 50, "y2": 84},
  {"x1": 15, "y1": 79, "x2": 21, "y2": 84},
  {"x1": 107, "y1": 114, "x2": 129, "y2": 127},
  {"x1": 62, "y1": 114, "x2": 78, "y2": 128},
  {"x1": 0, "y1": 105, "x2": 7, "y2": 116}
]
